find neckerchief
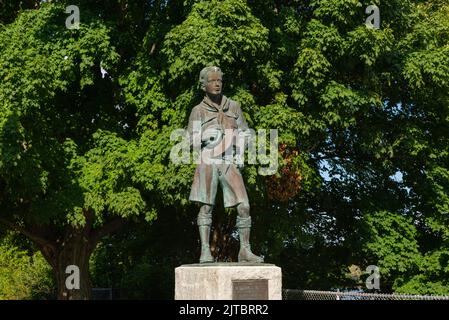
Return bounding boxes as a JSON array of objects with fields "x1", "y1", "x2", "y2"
[{"x1": 202, "y1": 95, "x2": 231, "y2": 126}]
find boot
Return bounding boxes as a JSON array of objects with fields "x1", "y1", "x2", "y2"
[
  {"x1": 198, "y1": 212, "x2": 214, "y2": 263},
  {"x1": 237, "y1": 216, "x2": 264, "y2": 263}
]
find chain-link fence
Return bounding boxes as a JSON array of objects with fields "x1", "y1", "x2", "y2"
[{"x1": 283, "y1": 289, "x2": 449, "y2": 300}]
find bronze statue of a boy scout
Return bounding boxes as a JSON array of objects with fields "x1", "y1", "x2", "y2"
[{"x1": 188, "y1": 66, "x2": 263, "y2": 264}]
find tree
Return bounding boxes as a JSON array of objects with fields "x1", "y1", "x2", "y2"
[
  {"x1": 0, "y1": 3, "x2": 150, "y2": 299},
  {"x1": 2, "y1": 0, "x2": 449, "y2": 299}
]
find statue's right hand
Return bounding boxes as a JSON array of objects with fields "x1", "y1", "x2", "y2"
[{"x1": 202, "y1": 128, "x2": 223, "y2": 147}]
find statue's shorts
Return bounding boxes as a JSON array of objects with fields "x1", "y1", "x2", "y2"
[{"x1": 189, "y1": 163, "x2": 249, "y2": 208}]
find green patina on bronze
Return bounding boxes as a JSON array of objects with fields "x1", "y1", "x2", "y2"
[{"x1": 188, "y1": 66, "x2": 263, "y2": 264}]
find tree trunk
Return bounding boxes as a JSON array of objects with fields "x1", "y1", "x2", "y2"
[
  {"x1": 14, "y1": 213, "x2": 124, "y2": 300},
  {"x1": 54, "y1": 238, "x2": 93, "y2": 300},
  {"x1": 40, "y1": 230, "x2": 95, "y2": 300}
]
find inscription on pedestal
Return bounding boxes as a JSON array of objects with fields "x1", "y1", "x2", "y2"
[{"x1": 232, "y1": 279, "x2": 268, "y2": 300}]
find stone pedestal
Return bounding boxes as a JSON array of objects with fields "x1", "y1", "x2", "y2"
[{"x1": 175, "y1": 263, "x2": 282, "y2": 300}]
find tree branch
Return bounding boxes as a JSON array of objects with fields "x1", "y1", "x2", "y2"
[
  {"x1": 89, "y1": 217, "x2": 125, "y2": 249},
  {"x1": 0, "y1": 217, "x2": 56, "y2": 250},
  {"x1": 83, "y1": 209, "x2": 95, "y2": 236}
]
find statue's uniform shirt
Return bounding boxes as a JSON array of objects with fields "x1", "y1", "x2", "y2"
[{"x1": 187, "y1": 95, "x2": 249, "y2": 207}]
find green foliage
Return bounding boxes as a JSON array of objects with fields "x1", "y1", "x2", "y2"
[
  {"x1": 1, "y1": 0, "x2": 449, "y2": 298},
  {"x1": 162, "y1": 0, "x2": 269, "y2": 83},
  {"x1": 394, "y1": 249, "x2": 449, "y2": 295},
  {"x1": 0, "y1": 3, "x2": 128, "y2": 225},
  {"x1": 0, "y1": 233, "x2": 54, "y2": 299},
  {"x1": 362, "y1": 212, "x2": 420, "y2": 279}
]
